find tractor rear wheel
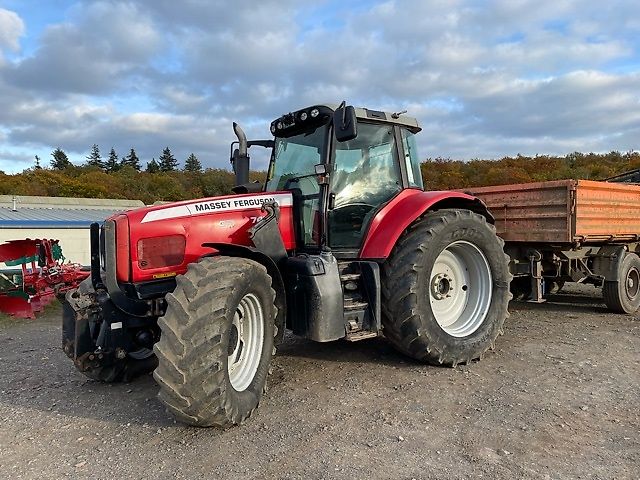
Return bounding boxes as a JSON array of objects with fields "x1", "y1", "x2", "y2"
[
  {"x1": 603, "y1": 252, "x2": 640, "y2": 313},
  {"x1": 153, "y1": 256, "x2": 276, "y2": 427},
  {"x1": 381, "y1": 209, "x2": 511, "y2": 366}
]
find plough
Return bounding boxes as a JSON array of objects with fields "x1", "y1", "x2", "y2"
[{"x1": 0, "y1": 239, "x2": 89, "y2": 318}]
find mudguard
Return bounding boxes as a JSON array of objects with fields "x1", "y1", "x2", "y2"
[{"x1": 359, "y1": 189, "x2": 493, "y2": 259}]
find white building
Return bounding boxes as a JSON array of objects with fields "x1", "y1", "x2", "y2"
[{"x1": 0, "y1": 195, "x2": 144, "y2": 267}]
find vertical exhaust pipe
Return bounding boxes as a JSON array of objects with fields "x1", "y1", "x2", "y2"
[{"x1": 232, "y1": 122, "x2": 249, "y2": 187}]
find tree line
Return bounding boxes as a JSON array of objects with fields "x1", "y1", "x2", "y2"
[
  {"x1": 46, "y1": 145, "x2": 202, "y2": 173},
  {"x1": 420, "y1": 150, "x2": 640, "y2": 191},
  {"x1": 2, "y1": 149, "x2": 639, "y2": 205}
]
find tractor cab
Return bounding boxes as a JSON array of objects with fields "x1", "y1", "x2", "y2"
[{"x1": 233, "y1": 103, "x2": 424, "y2": 255}]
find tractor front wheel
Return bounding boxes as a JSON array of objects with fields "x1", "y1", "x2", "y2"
[
  {"x1": 153, "y1": 256, "x2": 276, "y2": 427},
  {"x1": 382, "y1": 209, "x2": 511, "y2": 366}
]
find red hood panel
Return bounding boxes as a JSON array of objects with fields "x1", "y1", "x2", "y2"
[{"x1": 122, "y1": 192, "x2": 295, "y2": 283}]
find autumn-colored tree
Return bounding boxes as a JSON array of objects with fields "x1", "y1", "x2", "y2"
[{"x1": 2, "y1": 150, "x2": 640, "y2": 203}]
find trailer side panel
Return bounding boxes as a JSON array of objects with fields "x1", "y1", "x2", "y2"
[
  {"x1": 575, "y1": 180, "x2": 640, "y2": 242},
  {"x1": 466, "y1": 180, "x2": 574, "y2": 243}
]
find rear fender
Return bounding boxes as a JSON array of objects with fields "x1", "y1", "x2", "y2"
[
  {"x1": 360, "y1": 189, "x2": 493, "y2": 259},
  {"x1": 203, "y1": 243, "x2": 287, "y2": 346}
]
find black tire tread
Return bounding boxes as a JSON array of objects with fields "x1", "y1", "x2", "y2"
[
  {"x1": 381, "y1": 208, "x2": 512, "y2": 367},
  {"x1": 153, "y1": 256, "x2": 276, "y2": 427},
  {"x1": 603, "y1": 281, "x2": 624, "y2": 312}
]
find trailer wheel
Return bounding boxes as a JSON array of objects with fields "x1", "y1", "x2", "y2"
[
  {"x1": 153, "y1": 256, "x2": 276, "y2": 427},
  {"x1": 381, "y1": 209, "x2": 511, "y2": 366},
  {"x1": 603, "y1": 252, "x2": 640, "y2": 314}
]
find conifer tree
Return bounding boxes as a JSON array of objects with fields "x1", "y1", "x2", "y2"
[
  {"x1": 85, "y1": 144, "x2": 104, "y2": 169},
  {"x1": 158, "y1": 147, "x2": 178, "y2": 172},
  {"x1": 105, "y1": 147, "x2": 120, "y2": 173},
  {"x1": 146, "y1": 158, "x2": 160, "y2": 173},
  {"x1": 121, "y1": 148, "x2": 141, "y2": 171},
  {"x1": 183, "y1": 153, "x2": 202, "y2": 173},
  {"x1": 50, "y1": 147, "x2": 72, "y2": 170}
]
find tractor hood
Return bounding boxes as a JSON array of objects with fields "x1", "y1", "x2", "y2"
[{"x1": 109, "y1": 191, "x2": 295, "y2": 284}]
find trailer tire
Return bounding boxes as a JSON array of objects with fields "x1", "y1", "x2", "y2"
[
  {"x1": 381, "y1": 209, "x2": 511, "y2": 366},
  {"x1": 603, "y1": 252, "x2": 640, "y2": 314},
  {"x1": 153, "y1": 256, "x2": 276, "y2": 427}
]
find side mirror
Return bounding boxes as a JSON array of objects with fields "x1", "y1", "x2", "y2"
[{"x1": 333, "y1": 105, "x2": 357, "y2": 142}]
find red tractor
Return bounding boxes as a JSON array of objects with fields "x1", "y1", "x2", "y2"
[{"x1": 62, "y1": 103, "x2": 511, "y2": 427}]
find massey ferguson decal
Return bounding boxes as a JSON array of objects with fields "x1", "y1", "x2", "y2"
[{"x1": 141, "y1": 193, "x2": 293, "y2": 223}]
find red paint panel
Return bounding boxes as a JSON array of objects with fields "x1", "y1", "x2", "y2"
[
  {"x1": 359, "y1": 189, "x2": 479, "y2": 259},
  {"x1": 121, "y1": 192, "x2": 296, "y2": 283}
]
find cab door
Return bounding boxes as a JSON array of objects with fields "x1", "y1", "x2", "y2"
[{"x1": 328, "y1": 122, "x2": 403, "y2": 250}]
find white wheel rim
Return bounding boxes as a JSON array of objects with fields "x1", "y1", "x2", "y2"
[
  {"x1": 228, "y1": 293, "x2": 264, "y2": 392},
  {"x1": 429, "y1": 240, "x2": 493, "y2": 337}
]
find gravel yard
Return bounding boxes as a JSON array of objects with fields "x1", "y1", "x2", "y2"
[{"x1": 0, "y1": 284, "x2": 638, "y2": 479}]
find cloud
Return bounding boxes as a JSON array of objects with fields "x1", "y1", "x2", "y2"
[
  {"x1": 0, "y1": 8, "x2": 24, "y2": 65},
  {"x1": 4, "y1": 2, "x2": 161, "y2": 94},
  {"x1": 0, "y1": 0, "x2": 638, "y2": 174}
]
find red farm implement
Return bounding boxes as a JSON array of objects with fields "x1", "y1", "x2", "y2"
[{"x1": 0, "y1": 239, "x2": 89, "y2": 318}]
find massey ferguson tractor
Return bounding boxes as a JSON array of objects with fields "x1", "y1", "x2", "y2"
[{"x1": 62, "y1": 103, "x2": 511, "y2": 427}]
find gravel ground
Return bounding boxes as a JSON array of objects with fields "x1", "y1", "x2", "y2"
[{"x1": 0, "y1": 284, "x2": 638, "y2": 479}]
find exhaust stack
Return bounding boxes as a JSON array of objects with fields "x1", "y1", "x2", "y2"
[{"x1": 232, "y1": 122, "x2": 249, "y2": 187}]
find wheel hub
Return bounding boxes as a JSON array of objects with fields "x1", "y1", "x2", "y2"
[
  {"x1": 431, "y1": 273, "x2": 453, "y2": 300},
  {"x1": 626, "y1": 267, "x2": 639, "y2": 299}
]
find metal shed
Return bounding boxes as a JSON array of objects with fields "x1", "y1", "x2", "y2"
[{"x1": 0, "y1": 195, "x2": 144, "y2": 267}]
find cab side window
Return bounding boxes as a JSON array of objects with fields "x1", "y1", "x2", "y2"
[{"x1": 401, "y1": 128, "x2": 424, "y2": 189}]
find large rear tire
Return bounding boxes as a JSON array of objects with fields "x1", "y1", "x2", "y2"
[
  {"x1": 603, "y1": 252, "x2": 640, "y2": 313},
  {"x1": 381, "y1": 209, "x2": 511, "y2": 366},
  {"x1": 153, "y1": 256, "x2": 276, "y2": 427}
]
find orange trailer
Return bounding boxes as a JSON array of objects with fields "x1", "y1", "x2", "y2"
[{"x1": 466, "y1": 179, "x2": 640, "y2": 312}]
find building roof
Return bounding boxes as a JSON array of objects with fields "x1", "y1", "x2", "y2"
[
  {"x1": 0, "y1": 195, "x2": 144, "y2": 210},
  {"x1": 0, "y1": 195, "x2": 145, "y2": 229}
]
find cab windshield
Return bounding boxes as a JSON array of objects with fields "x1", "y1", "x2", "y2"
[
  {"x1": 265, "y1": 125, "x2": 328, "y2": 192},
  {"x1": 265, "y1": 125, "x2": 328, "y2": 246}
]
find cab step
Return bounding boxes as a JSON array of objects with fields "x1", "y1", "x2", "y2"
[
  {"x1": 345, "y1": 330, "x2": 379, "y2": 342},
  {"x1": 344, "y1": 300, "x2": 368, "y2": 311}
]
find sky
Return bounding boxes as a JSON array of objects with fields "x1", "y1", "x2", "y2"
[{"x1": 0, "y1": 0, "x2": 638, "y2": 173}]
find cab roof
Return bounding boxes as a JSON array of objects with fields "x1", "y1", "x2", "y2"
[{"x1": 321, "y1": 103, "x2": 421, "y2": 133}]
